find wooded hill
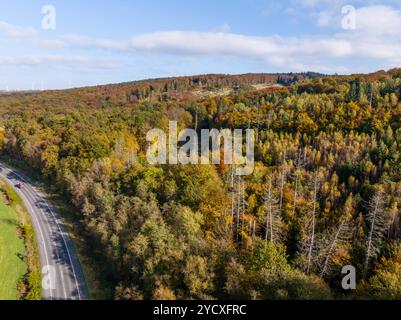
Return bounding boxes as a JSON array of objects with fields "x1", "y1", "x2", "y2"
[{"x1": 1, "y1": 69, "x2": 401, "y2": 300}]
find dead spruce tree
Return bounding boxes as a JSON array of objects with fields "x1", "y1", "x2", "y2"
[
  {"x1": 297, "y1": 170, "x2": 320, "y2": 274},
  {"x1": 239, "y1": 177, "x2": 247, "y2": 240},
  {"x1": 226, "y1": 166, "x2": 247, "y2": 242},
  {"x1": 279, "y1": 147, "x2": 287, "y2": 212},
  {"x1": 306, "y1": 171, "x2": 319, "y2": 274},
  {"x1": 292, "y1": 149, "x2": 306, "y2": 216},
  {"x1": 318, "y1": 219, "x2": 352, "y2": 278},
  {"x1": 229, "y1": 166, "x2": 236, "y2": 230},
  {"x1": 229, "y1": 173, "x2": 248, "y2": 243},
  {"x1": 363, "y1": 189, "x2": 388, "y2": 278},
  {"x1": 262, "y1": 175, "x2": 282, "y2": 244}
]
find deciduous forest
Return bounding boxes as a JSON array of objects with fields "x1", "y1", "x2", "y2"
[{"x1": 1, "y1": 70, "x2": 401, "y2": 300}]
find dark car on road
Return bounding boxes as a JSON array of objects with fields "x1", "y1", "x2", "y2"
[{"x1": 16, "y1": 181, "x2": 24, "y2": 189}]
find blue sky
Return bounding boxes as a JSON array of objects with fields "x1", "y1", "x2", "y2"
[{"x1": 1, "y1": 0, "x2": 401, "y2": 90}]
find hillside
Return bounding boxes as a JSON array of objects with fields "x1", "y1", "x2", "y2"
[
  {"x1": 0, "y1": 72, "x2": 319, "y2": 113},
  {"x1": 1, "y1": 69, "x2": 401, "y2": 300}
]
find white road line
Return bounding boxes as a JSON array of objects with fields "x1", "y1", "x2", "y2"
[
  {"x1": 44, "y1": 201, "x2": 82, "y2": 300},
  {"x1": 0, "y1": 168, "x2": 54, "y2": 300},
  {"x1": 24, "y1": 187, "x2": 68, "y2": 300},
  {"x1": 3, "y1": 165, "x2": 83, "y2": 300},
  {"x1": 28, "y1": 185, "x2": 81, "y2": 300}
]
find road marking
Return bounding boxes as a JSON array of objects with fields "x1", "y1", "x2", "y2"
[
  {"x1": 44, "y1": 202, "x2": 82, "y2": 300},
  {"x1": 8, "y1": 167, "x2": 84, "y2": 300},
  {"x1": 24, "y1": 188, "x2": 68, "y2": 300},
  {"x1": 0, "y1": 167, "x2": 54, "y2": 300}
]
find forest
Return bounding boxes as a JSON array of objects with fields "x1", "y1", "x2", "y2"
[{"x1": 0, "y1": 69, "x2": 401, "y2": 300}]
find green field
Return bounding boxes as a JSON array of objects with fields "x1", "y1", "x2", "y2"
[{"x1": 0, "y1": 194, "x2": 27, "y2": 300}]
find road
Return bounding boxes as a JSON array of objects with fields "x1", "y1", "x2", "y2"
[{"x1": 0, "y1": 162, "x2": 88, "y2": 300}]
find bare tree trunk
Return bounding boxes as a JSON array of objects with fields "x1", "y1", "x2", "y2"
[
  {"x1": 265, "y1": 177, "x2": 273, "y2": 242},
  {"x1": 293, "y1": 170, "x2": 299, "y2": 216},
  {"x1": 293, "y1": 150, "x2": 305, "y2": 217},
  {"x1": 236, "y1": 178, "x2": 241, "y2": 242},
  {"x1": 279, "y1": 148, "x2": 286, "y2": 212},
  {"x1": 320, "y1": 221, "x2": 345, "y2": 278},
  {"x1": 364, "y1": 193, "x2": 379, "y2": 278},
  {"x1": 269, "y1": 202, "x2": 274, "y2": 243},
  {"x1": 231, "y1": 168, "x2": 235, "y2": 231},
  {"x1": 307, "y1": 171, "x2": 318, "y2": 274}
]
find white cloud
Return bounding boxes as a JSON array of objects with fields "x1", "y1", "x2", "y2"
[
  {"x1": 0, "y1": 55, "x2": 121, "y2": 69},
  {"x1": 315, "y1": 4, "x2": 401, "y2": 34},
  {"x1": 2, "y1": 4, "x2": 401, "y2": 74},
  {"x1": 60, "y1": 34, "x2": 128, "y2": 50},
  {"x1": 0, "y1": 21, "x2": 37, "y2": 38},
  {"x1": 126, "y1": 31, "x2": 353, "y2": 63},
  {"x1": 353, "y1": 5, "x2": 401, "y2": 35}
]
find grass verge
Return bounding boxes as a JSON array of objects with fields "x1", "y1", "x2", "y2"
[{"x1": 0, "y1": 178, "x2": 41, "y2": 300}]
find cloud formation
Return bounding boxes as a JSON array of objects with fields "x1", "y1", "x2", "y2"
[
  {"x1": 0, "y1": 54, "x2": 121, "y2": 69},
  {"x1": 1, "y1": 4, "x2": 401, "y2": 73},
  {"x1": 0, "y1": 21, "x2": 37, "y2": 38}
]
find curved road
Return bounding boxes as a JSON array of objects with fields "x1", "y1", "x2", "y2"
[{"x1": 0, "y1": 162, "x2": 88, "y2": 300}]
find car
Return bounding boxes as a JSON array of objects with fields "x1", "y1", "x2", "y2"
[{"x1": 16, "y1": 182, "x2": 24, "y2": 189}]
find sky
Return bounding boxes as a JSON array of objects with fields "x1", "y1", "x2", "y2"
[{"x1": 1, "y1": 0, "x2": 401, "y2": 90}]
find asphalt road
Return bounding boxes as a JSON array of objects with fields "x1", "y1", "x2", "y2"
[{"x1": 0, "y1": 162, "x2": 88, "y2": 300}]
